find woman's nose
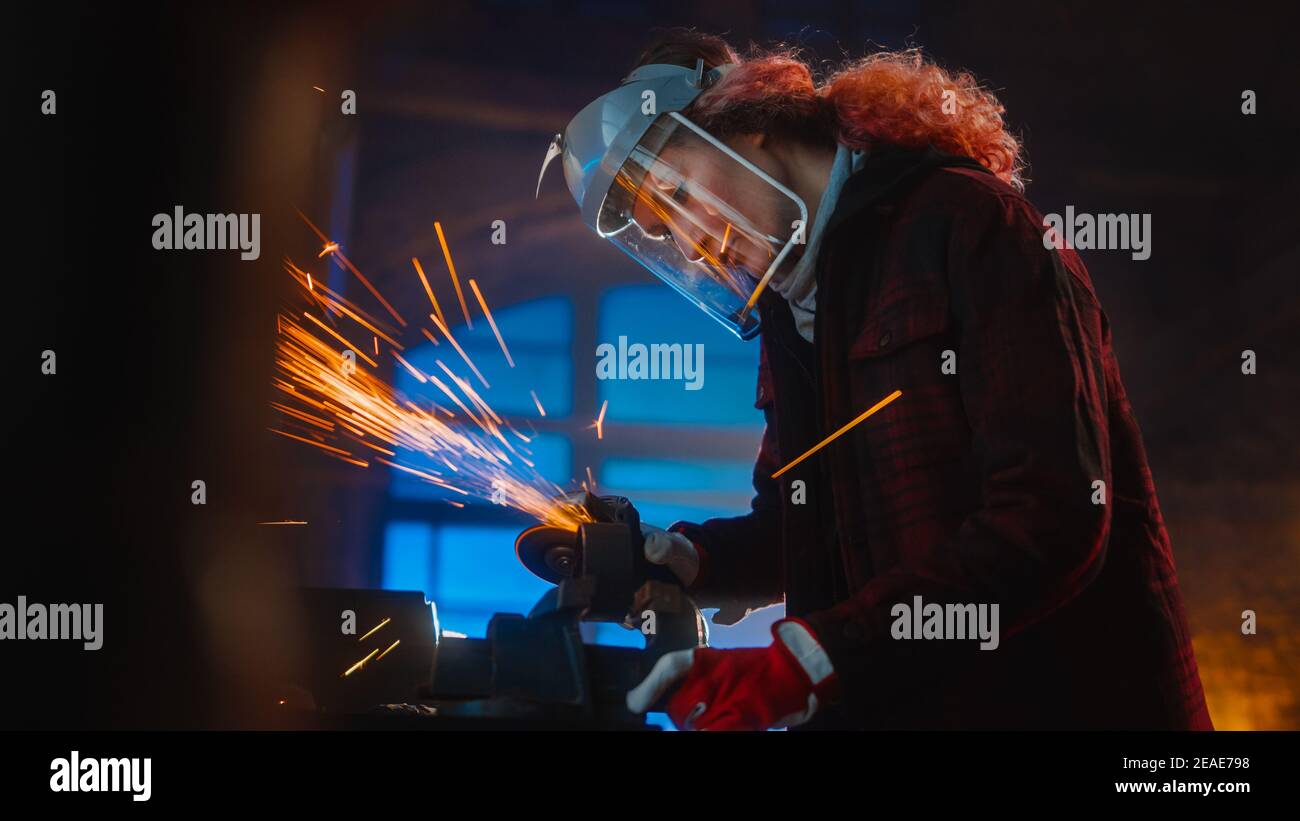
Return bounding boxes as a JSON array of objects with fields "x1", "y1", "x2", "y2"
[{"x1": 671, "y1": 225, "x2": 710, "y2": 263}]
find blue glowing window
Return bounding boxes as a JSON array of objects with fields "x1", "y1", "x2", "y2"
[
  {"x1": 599, "y1": 456, "x2": 756, "y2": 527},
  {"x1": 380, "y1": 522, "x2": 553, "y2": 637},
  {"x1": 396, "y1": 296, "x2": 573, "y2": 418},
  {"x1": 596, "y1": 285, "x2": 762, "y2": 426},
  {"x1": 381, "y1": 521, "x2": 435, "y2": 594}
]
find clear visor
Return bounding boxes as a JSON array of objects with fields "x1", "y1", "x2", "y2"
[{"x1": 596, "y1": 113, "x2": 806, "y2": 339}]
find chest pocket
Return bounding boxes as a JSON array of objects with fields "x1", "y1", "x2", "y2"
[
  {"x1": 849, "y1": 289, "x2": 952, "y2": 363},
  {"x1": 845, "y1": 287, "x2": 970, "y2": 480}
]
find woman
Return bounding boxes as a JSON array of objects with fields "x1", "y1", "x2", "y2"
[{"x1": 539, "y1": 30, "x2": 1212, "y2": 731}]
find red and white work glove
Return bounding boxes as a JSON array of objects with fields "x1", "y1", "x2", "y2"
[{"x1": 626, "y1": 618, "x2": 839, "y2": 731}]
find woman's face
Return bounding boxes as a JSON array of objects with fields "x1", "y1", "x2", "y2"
[{"x1": 629, "y1": 136, "x2": 795, "y2": 297}]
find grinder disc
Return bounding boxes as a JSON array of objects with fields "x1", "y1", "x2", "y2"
[{"x1": 515, "y1": 525, "x2": 579, "y2": 584}]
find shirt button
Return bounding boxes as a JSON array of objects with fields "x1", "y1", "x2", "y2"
[{"x1": 878, "y1": 331, "x2": 892, "y2": 349}]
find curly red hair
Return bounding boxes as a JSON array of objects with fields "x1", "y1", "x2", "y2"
[{"x1": 636, "y1": 31, "x2": 1026, "y2": 191}]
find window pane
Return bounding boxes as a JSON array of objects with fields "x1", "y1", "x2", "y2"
[
  {"x1": 380, "y1": 521, "x2": 434, "y2": 595},
  {"x1": 396, "y1": 296, "x2": 572, "y2": 418},
  {"x1": 431, "y1": 524, "x2": 553, "y2": 637},
  {"x1": 597, "y1": 285, "x2": 762, "y2": 426}
]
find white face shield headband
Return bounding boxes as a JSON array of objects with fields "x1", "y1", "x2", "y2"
[{"x1": 594, "y1": 112, "x2": 808, "y2": 339}]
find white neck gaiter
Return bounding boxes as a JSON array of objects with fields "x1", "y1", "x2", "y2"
[{"x1": 767, "y1": 144, "x2": 866, "y2": 343}]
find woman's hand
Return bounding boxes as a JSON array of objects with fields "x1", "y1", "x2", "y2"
[
  {"x1": 639, "y1": 522, "x2": 701, "y2": 587},
  {"x1": 625, "y1": 618, "x2": 837, "y2": 730}
]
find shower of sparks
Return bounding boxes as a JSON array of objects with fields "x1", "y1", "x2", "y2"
[
  {"x1": 469, "y1": 278, "x2": 515, "y2": 368},
  {"x1": 272, "y1": 220, "x2": 593, "y2": 531},
  {"x1": 297, "y1": 209, "x2": 407, "y2": 327},
  {"x1": 433, "y1": 221, "x2": 472, "y2": 329},
  {"x1": 358, "y1": 617, "x2": 390, "y2": 642},
  {"x1": 429, "y1": 313, "x2": 490, "y2": 389},
  {"x1": 530, "y1": 389, "x2": 546, "y2": 417},
  {"x1": 303, "y1": 311, "x2": 378, "y2": 367}
]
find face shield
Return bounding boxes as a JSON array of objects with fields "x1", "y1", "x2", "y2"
[{"x1": 594, "y1": 113, "x2": 808, "y2": 339}]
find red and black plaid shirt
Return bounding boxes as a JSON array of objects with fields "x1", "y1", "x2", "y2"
[{"x1": 672, "y1": 147, "x2": 1213, "y2": 730}]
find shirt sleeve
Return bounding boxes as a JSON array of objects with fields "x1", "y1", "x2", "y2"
[{"x1": 668, "y1": 341, "x2": 786, "y2": 624}]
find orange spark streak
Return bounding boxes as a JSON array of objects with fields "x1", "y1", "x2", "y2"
[
  {"x1": 435, "y1": 360, "x2": 502, "y2": 425},
  {"x1": 304, "y1": 289, "x2": 338, "y2": 323},
  {"x1": 468, "y1": 278, "x2": 514, "y2": 367},
  {"x1": 358, "y1": 617, "x2": 390, "y2": 642},
  {"x1": 376, "y1": 639, "x2": 401, "y2": 661},
  {"x1": 739, "y1": 271, "x2": 774, "y2": 325},
  {"x1": 420, "y1": 326, "x2": 441, "y2": 347},
  {"x1": 411, "y1": 257, "x2": 448, "y2": 328},
  {"x1": 303, "y1": 312, "x2": 379, "y2": 367},
  {"x1": 594, "y1": 399, "x2": 608, "y2": 440},
  {"x1": 530, "y1": 390, "x2": 546, "y2": 417},
  {"x1": 430, "y1": 314, "x2": 489, "y2": 389},
  {"x1": 376, "y1": 457, "x2": 469, "y2": 495},
  {"x1": 270, "y1": 402, "x2": 333, "y2": 431},
  {"x1": 433, "y1": 221, "x2": 472, "y2": 328},
  {"x1": 373, "y1": 335, "x2": 379, "y2": 356},
  {"x1": 258, "y1": 521, "x2": 308, "y2": 525},
  {"x1": 771, "y1": 389, "x2": 903, "y2": 479},
  {"x1": 343, "y1": 648, "x2": 379, "y2": 677},
  {"x1": 333, "y1": 248, "x2": 408, "y2": 327},
  {"x1": 294, "y1": 208, "x2": 330, "y2": 243},
  {"x1": 295, "y1": 209, "x2": 407, "y2": 327},
  {"x1": 348, "y1": 437, "x2": 396, "y2": 456},
  {"x1": 269, "y1": 427, "x2": 354, "y2": 456},
  {"x1": 425, "y1": 374, "x2": 486, "y2": 429},
  {"x1": 391, "y1": 349, "x2": 427, "y2": 383},
  {"x1": 325, "y1": 453, "x2": 371, "y2": 469},
  {"x1": 284, "y1": 262, "x2": 404, "y2": 349}
]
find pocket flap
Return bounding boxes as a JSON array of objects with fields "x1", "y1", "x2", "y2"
[{"x1": 850, "y1": 289, "x2": 950, "y2": 359}]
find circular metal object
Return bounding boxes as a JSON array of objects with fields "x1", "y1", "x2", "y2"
[{"x1": 515, "y1": 525, "x2": 578, "y2": 584}]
